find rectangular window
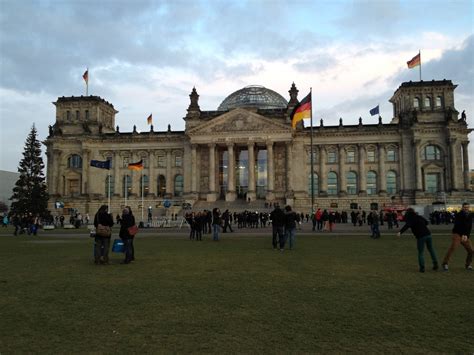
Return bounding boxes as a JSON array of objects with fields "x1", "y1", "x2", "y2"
[
  {"x1": 76, "y1": 110, "x2": 80, "y2": 120},
  {"x1": 157, "y1": 156, "x2": 166, "y2": 168},
  {"x1": 123, "y1": 157, "x2": 129, "y2": 168},
  {"x1": 425, "y1": 173, "x2": 439, "y2": 193},
  {"x1": 387, "y1": 149, "x2": 396, "y2": 162},
  {"x1": 367, "y1": 150, "x2": 375, "y2": 162},
  {"x1": 307, "y1": 149, "x2": 318, "y2": 164},
  {"x1": 327, "y1": 151, "x2": 337, "y2": 163},
  {"x1": 175, "y1": 156, "x2": 182, "y2": 167},
  {"x1": 85, "y1": 110, "x2": 89, "y2": 120},
  {"x1": 66, "y1": 111, "x2": 71, "y2": 121},
  {"x1": 142, "y1": 158, "x2": 149, "y2": 168},
  {"x1": 346, "y1": 151, "x2": 356, "y2": 163}
]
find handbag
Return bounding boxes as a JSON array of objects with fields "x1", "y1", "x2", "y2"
[
  {"x1": 96, "y1": 223, "x2": 111, "y2": 237},
  {"x1": 112, "y1": 239, "x2": 124, "y2": 253},
  {"x1": 128, "y1": 224, "x2": 139, "y2": 236}
]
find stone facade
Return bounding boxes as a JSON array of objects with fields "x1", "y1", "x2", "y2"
[{"x1": 44, "y1": 80, "x2": 473, "y2": 218}]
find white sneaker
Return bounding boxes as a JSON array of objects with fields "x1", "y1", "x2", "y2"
[
  {"x1": 466, "y1": 265, "x2": 473, "y2": 271},
  {"x1": 442, "y1": 264, "x2": 449, "y2": 271}
]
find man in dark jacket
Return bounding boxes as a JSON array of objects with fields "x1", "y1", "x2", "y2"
[
  {"x1": 397, "y1": 208, "x2": 438, "y2": 273},
  {"x1": 270, "y1": 205, "x2": 285, "y2": 250},
  {"x1": 93, "y1": 205, "x2": 114, "y2": 265},
  {"x1": 441, "y1": 202, "x2": 473, "y2": 271},
  {"x1": 119, "y1": 207, "x2": 136, "y2": 264},
  {"x1": 284, "y1": 205, "x2": 299, "y2": 250}
]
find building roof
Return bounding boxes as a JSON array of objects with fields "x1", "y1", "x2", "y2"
[{"x1": 217, "y1": 85, "x2": 288, "y2": 111}]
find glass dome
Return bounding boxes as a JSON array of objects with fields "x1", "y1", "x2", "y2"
[{"x1": 218, "y1": 85, "x2": 288, "y2": 111}]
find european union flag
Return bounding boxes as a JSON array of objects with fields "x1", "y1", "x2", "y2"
[
  {"x1": 90, "y1": 159, "x2": 111, "y2": 170},
  {"x1": 369, "y1": 105, "x2": 380, "y2": 116}
]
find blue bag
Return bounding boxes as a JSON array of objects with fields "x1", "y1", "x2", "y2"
[{"x1": 112, "y1": 239, "x2": 124, "y2": 253}]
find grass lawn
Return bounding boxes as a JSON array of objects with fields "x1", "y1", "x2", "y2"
[{"x1": 0, "y1": 226, "x2": 472, "y2": 353}]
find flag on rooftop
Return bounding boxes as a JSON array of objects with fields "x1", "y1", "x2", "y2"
[
  {"x1": 147, "y1": 113, "x2": 152, "y2": 125},
  {"x1": 128, "y1": 160, "x2": 144, "y2": 171},
  {"x1": 369, "y1": 105, "x2": 379, "y2": 116},
  {"x1": 83, "y1": 69, "x2": 89, "y2": 84},
  {"x1": 407, "y1": 53, "x2": 421, "y2": 69},
  {"x1": 291, "y1": 92, "x2": 311, "y2": 129}
]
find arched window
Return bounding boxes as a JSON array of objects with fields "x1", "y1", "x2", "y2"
[
  {"x1": 174, "y1": 175, "x2": 184, "y2": 197},
  {"x1": 424, "y1": 96, "x2": 431, "y2": 109},
  {"x1": 327, "y1": 172, "x2": 338, "y2": 195},
  {"x1": 307, "y1": 173, "x2": 319, "y2": 195},
  {"x1": 413, "y1": 97, "x2": 420, "y2": 109},
  {"x1": 157, "y1": 175, "x2": 166, "y2": 197},
  {"x1": 435, "y1": 96, "x2": 443, "y2": 108},
  {"x1": 346, "y1": 171, "x2": 357, "y2": 195},
  {"x1": 105, "y1": 175, "x2": 115, "y2": 196},
  {"x1": 140, "y1": 175, "x2": 149, "y2": 196},
  {"x1": 423, "y1": 145, "x2": 441, "y2": 161},
  {"x1": 367, "y1": 171, "x2": 377, "y2": 195},
  {"x1": 386, "y1": 171, "x2": 397, "y2": 194},
  {"x1": 67, "y1": 154, "x2": 82, "y2": 169},
  {"x1": 122, "y1": 175, "x2": 132, "y2": 197}
]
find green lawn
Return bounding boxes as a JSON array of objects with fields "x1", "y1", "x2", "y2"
[{"x1": 0, "y1": 226, "x2": 472, "y2": 353}]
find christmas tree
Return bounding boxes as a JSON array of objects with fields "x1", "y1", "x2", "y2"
[{"x1": 10, "y1": 125, "x2": 49, "y2": 217}]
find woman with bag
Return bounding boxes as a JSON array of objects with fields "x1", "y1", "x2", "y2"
[
  {"x1": 120, "y1": 207, "x2": 136, "y2": 264},
  {"x1": 93, "y1": 205, "x2": 114, "y2": 265}
]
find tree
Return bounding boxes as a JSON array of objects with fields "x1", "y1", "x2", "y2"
[{"x1": 10, "y1": 125, "x2": 49, "y2": 217}]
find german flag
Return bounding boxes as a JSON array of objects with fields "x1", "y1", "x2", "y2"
[
  {"x1": 407, "y1": 53, "x2": 421, "y2": 69},
  {"x1": 291, "y1": 92, "x2": 311, "y2": 129},
  {"x1": 83, "y1": 69, "x2": 89, "y2": 83},
  {"x1": 147, "y1": 113, "x2": 152, "y2": 125},
  {"x1": 128, "y1": 160, "x2": 144, "y2": 171}
]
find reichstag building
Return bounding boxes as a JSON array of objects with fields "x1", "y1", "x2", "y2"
[{"x1": 45, "y1": 80, "x2": 472, "y2": 216}]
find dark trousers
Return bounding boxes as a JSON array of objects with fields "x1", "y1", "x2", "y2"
[
  {"x1": 223, "y1": 221, "x2": 233, "y2": 232},
  {"x1": 272, "y1": 225, "x2": 285, "y2": 249},
  {"x1": 123, "y1": 238, "x2": 133, "y2": 263},
  {"x1": 417, "y1": 235, "x2": 438, "y2": 271},
  {"x1": 317, "y1": 220, "x2": 323, "y2": 231},
  {"x1": 94, "y1": 237, "x2": 110, "y2": 263}
]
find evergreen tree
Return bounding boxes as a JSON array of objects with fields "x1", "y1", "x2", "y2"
[{"x1": 10, "y1": 125, "x2": 49, "y2": 217}]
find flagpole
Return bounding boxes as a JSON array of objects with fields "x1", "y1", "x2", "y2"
[
  {"x1": 107, "y1": 172, "x2": 111, "y2": 213},
  {"x1": 141, "y1": 170, "x2": 144, "y2": 223},
  {"x1": 310, "y1": 87, "x2": 315, "y2": 214},
  {"x1": 418, "y1": 50, "x2": 422, "y2": 82}
]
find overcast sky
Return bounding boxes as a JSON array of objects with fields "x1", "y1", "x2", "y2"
[{"x1": 0, "y1": 0, "x2": 473, "y2": 172}]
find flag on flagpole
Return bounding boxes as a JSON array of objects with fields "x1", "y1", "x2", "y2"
[
  {"x1": 128, "y1": 160, "x2": 144, "y2": 171},
  {"x1": 407, "y1": 53, "x2": 421, "y2": 69},
  {"x1": 290, "y1": 92, "x2": 311, "y2": 129},
  {"x1": 369, "y1": 105, "x2": 380, "y2": 116},
  {"x1": 90, "y1": 159, "x2": 111, "y2": 170},
  {"x1": 147, "y1": 113, "x2": 152, "y2": 125},
  {"x1": 83, "y1": 69, "x2": 89, "y2": 83}
]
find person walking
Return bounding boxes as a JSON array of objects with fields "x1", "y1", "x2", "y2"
[
  {"x1": 371, "y1": 211, "x2": 381, "y2": 239},
  {"x1": 270, "y1": 205, "x2": 285, "y2": 250},
  {"x1": 441, "y1": 202, "x2": 473, "y2": 271},
  {"x1": 119, "y1": 207, "x2": 136, "y2": 264},
  {"x1": 397, "y1": 208, "x2": 438, "y2": 273},
  {"x1": 222, "y1": 209, "x2": 233, "y2": 233},
  {"x1": 212, "y1": 208, "x2": 222, "y2": 241},
  {"x1": 93, "y1": 205, "x2": 114, "y2": 265},
  {"x1": 284, "y1": 205, "x2": 299, "y2": 250}
]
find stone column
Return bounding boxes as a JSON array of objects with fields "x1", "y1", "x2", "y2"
[
  {"x1": 52, "y1": 150, "x2": 61, "y2": 195},
  {"x1": 113, "y1": 151, "x2": 120, "y2": 196},
  {"x1": 378, "y1": 144, "x2": 386, "y2": 194},
  {"x1": 414, "y1": 140, "x2": 422, "y2": 191},
  {"x1": 449, "y1": 138, "x2": 458, "y2": 191},
  {"x1": 285, "y1": 142, "x2": 293, "y2": 193},
  {"x1": 191, "y1": 144, "x2": 198, "y2": 193},
  {"x1": 166, "y1": 149, "x2": 173, "y2": 196},
  {"x1": 148, "y1": 150, "x2": 155, "y2": 196},
  {"x1": 226, "y1": 143, "x2": 236, "y2": 201},
  {"x1": 207, "y1": 144, "x2": 217, "y2": 202},
  {"x1": 247, "y1": 141, "x2": 256, "y2": 201},
  {"x1": 319, "y1": 146, "x2": 327, "y2": 195},
  {"x1": 81, "y1": 149, "x2": 89, "y2": 195},
  {"x1": 358, "y1": 144, "x2": 366, "y2": 195},
  {"x1": 338, "y1": 145, "x2": 346, "y2": 195},
  {"x1": 266, "y1": 141, "x2": 274, "y2": 201},
  {"x1": 462, "y1": 141, "x2": 470, "y2": 190}
]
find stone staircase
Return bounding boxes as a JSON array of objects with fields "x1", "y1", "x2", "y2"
[{"x1": 191, "y1": 199, "x2": 282, "y2": 212}]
